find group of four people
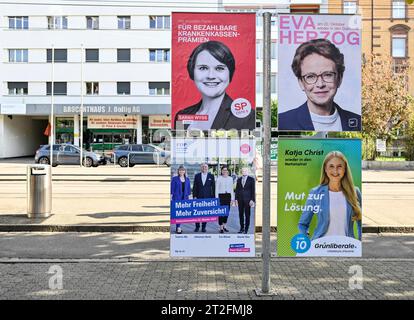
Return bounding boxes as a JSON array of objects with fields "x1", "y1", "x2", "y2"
[{"x1": 171, "y1": 163, "x2": 255, "y2": 235}]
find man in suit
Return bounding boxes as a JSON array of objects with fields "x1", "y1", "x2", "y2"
[
  {"x1": 192, "y1": 163, "x2": 215, "y2": 232},
  {"x1": 235, "y1": 167, "x2": 255, "y2": 234}
]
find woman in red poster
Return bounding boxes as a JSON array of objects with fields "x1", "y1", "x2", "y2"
[{"x1": 174, "y1": 40, "x2": 255, "y2": 131}]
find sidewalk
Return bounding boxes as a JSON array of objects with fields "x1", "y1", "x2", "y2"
[
  {"x1": 1, "y1": 232, "x2": 413, "y2": 260},
  {"x1": 0, "y1": 233, "x2": 413, "y2": 300}
]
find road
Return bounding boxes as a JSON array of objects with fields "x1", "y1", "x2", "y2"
[{"x1": 0, "y1": 174, "x2": 413, "y2": 227}]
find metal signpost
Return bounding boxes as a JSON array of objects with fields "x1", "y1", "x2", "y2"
[
  {"x1": 80, "y1": 45, "x2": 84, "y2": 167},
  {"x1": 255, "y1": 12, "x2": 274, "y2": 296},
  {"x1": 50, "y1": 46, "x2": 55, "y2": 167}
]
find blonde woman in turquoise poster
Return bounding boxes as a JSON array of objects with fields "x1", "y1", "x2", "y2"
[{"x1": 277, "y1": 138, "x2": 362, "y2": 257}]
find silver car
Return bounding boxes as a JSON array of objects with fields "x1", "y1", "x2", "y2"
[{"x1": 34, "y1": 144, "x2": 105, "y2": 167}]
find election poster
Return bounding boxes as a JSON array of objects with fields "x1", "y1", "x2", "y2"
[
  {"x1": 170, "y1": 138, "x2": 256, "y2": 257},
  {"x1": 278, "y1": 14, "x2": 362, "y2": 132},
  {"x1": 277, "y1": 138, "x2": 362, "y2": 257},
  {"x1": 172, "y1": 12, "x2": 256, "y2": 131}
]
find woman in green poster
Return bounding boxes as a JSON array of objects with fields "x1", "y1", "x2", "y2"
[{"x1": 298, "y1": 151, "x2": 362, "y2": 240}]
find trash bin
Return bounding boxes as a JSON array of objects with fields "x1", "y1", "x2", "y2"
[{"x1": 27, "y1": 164, "x2": 52, "y2": 218}]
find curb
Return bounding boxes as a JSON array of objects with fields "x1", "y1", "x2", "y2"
[{"x1": 0, "y1": 225, "x2": 413, "y2": 233}]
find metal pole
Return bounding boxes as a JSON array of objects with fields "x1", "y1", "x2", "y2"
[
  {"x1": 50, "y1": 46, "x2": 55, "y2": 167},
  {"x1": 261, "y1": 11, "x2": 272, "y2": 295},
  {"x1": 80, "y1": 44, "x2": 84, "y2": 167}
]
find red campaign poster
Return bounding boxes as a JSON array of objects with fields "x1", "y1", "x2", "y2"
[{"x1": 172, "y1": 12, "x2": 256, "y2": 131}]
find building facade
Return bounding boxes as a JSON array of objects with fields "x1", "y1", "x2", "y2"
[
  {"x1": 328, "y1": 0, "x2": 414, "y2": 94},
  {"x1": 0, "y1": 0, "x2": 326, "y2": 158}
]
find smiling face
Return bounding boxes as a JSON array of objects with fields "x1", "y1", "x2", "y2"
[
  {"x1": 298, "y1": 53, "x2": 341, "y2": 112},
  {"x1": 201, "y1": 163, "x2": 209, "y2": 173},
  {"x1": 325, "y1": 157, "x2": 346, "y2": 184},
  {"x1": 178, "y1": 168, "x2": 186, "y2": 177},
  {"x1": 221, "y1": 167, "x2": 229, "y2": 177},
  {"x1": 193, "y1": 50, "x2": 230, "y2": 99},
  {"x1": 241, "y1": 168, "x2": 249, "y2": 176}
]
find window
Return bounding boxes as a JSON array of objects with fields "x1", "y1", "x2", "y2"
[
  {"x1": 86, "y1": 16, "x2": 99, "y2": 29},
  {"x1": 85, "y1": 49, "x2": 99, "y2": 62},
  {"x1": 390, "y1": 25, "x2": 410, "y2": 58},
  {"x1": 149, "y1": 15, "x2": 170, "y2": 29},
  {"x1": 343, "y1": 1, "x2": 357, "y2": 14},
  {"x1": 256, "y1": 74, "x2": 277, "y2": 94},
  {"x1": 392, "y1": 36, "x2": 406, "y2": 58},
  {"x1": 64, "y1": 145, "x2": 78, "y2": 153},
  {"x1": 43, "y1": 145, "x2": 60, "y2": 151},
  {"x1": 256, "y1": 41, "x2": 277, "y2": 60},
  {"x1": 48, "y1": 16, "x2": 68, "y2": 29},
  {"x1": 118, "y1": 16, "x2": 131, "y2": 29},
  {"x1": 256, "y1": 41, "x2": 263, "y2": 60},
  {"x1": 9, "y1": 49, "x2": 28, "y2": 62},
  {"x1": 8, "y1": 16, "x2": 28, "y2": 29},
  {"x1": 271, "y1": 74, "x2": 277, "y2": 94},
  {"x1": 290, "y1": 5, "x2": 320, "y2": 13},
  {"x1": 271, "y1": 41, "x2": 277, "y2": 59},
  {"x1": 256, "y1": 15, "x2": 263, "y2": 27},
  {"x1": 8, "y1": 82, "x2": 28, "y2": 95},
  {"x1": 143, "y1": 145, "x2": 155, "y2": 152},
  {"x1": 149, "y1": 82, "x2": 170, "y2": 95},
  {"x1": 47, "y1": 49, "x2": 67, "y2": 62},
  {"x1": 117, "y1": 49, "x2": 131, "y2": 62},
  {"x1": 130, "y1": 145, "x2": 143, "y2": 152},
  {"x1": 149, "y1": 49, "x2": 170, "y2": 62},
  {"x1": 117, "y1": 82, "x2": 130, "y2": 95},
  {"x1": 86, "y1": 82, "x2": 99, "y2": 95},
  {"x1": 256, "y1": 74, "x2": 262, "y2": 93},
  {"x1": 255, "y1": 14, "x2": 276, "y2": 27},
  {"x1": 392, "y1": 1, "x2": 406, "y2": 19},
  {"x1": 47, "y1": 82, "x2": 67, "y2": 95}
]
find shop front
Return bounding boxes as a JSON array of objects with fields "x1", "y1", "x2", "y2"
[{"x1": 0, "y1": 103, "x2": 171, "y2": 158}]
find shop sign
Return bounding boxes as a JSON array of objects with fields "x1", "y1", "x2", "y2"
[
  {"x1": 149, "y1": 115, "x2": 171, "y2": 129},
  {"x1": 87, "y1": 115, "x2": 137, "y2": 129},
  {"x1": 1, "y1": 104, "x2": 26, "y2": 115}
]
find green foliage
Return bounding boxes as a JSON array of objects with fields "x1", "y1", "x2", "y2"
[
  {"x1": 328, "y1": 132, "x2": 375, "y2": 160},
  {"x1": 405, "y1": 112, "x2": 414, "y2": 161},
  {"x1": 256, "y1": 99, "x2": 278, "y2": 128}
]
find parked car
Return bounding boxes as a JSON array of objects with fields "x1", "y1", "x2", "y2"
[
  {"x1": 34, "y1": 144, "x2": 106, "y2": 167},
  {"x1": 111, "y1": 144, "x2": 171, "y2": 167},
  {"x1": 156, "y1": 141, "x2": 171, "y2": 151}
]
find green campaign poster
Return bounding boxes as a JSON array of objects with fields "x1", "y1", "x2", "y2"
[{"x1": 277, "y1": 138, "x2": 362, "y2": 257}]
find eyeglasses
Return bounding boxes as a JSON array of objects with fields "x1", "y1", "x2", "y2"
[{"x1": 301, "y1": 71, "x2": 337, "y2": 85}]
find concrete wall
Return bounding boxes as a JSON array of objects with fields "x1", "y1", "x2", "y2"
[{"x1": 0, "y1": 115, "x2": 47, "y2": 158}]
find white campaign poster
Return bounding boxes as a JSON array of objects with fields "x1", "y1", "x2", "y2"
[
  {"x1": 170, "y1": 138, "x2": 257, "y2": 257},
  {"x1": 278, "y1": 14, "x2": 362, "y2": 132}
]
